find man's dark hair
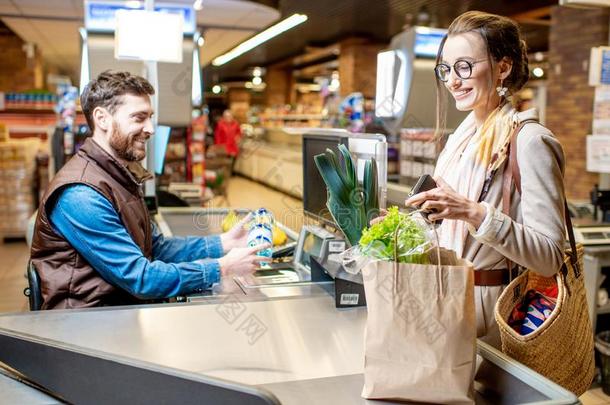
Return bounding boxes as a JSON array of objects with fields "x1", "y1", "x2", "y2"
[{"x1": 80, "y1": 70, "x2": 155, "y2": 131}]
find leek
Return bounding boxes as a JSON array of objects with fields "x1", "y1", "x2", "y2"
[{"x1": 314, "y1": 144, "x2": 380, "y2": 245}]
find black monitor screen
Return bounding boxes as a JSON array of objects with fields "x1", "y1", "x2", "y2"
[{"x1": 302, "y1": 134, "x2": 348, "y2": 222}]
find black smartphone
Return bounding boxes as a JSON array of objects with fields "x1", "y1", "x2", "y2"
[
  {"x1": 408, "y1": 174, "x2": 442, "y2": 224},
  {"x1": 409, "y1": 174, "x2": 437, "y2": 197}
]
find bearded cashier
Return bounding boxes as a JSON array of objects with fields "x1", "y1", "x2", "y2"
[{"x1": 30, "y1": 70, "x2": 268, "y2": 310}]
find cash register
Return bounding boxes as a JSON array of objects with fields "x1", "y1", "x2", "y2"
[{"x1": 572, "y1": 185, "x2": 610, "y2": 245}]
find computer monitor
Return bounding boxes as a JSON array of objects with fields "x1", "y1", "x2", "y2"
[
  {"x1": 375, "y1": 26, "x2": 465, "y2": 134},
  {"x1": 302, "y1": 131, "x2": 387, "y2": 226},
  {"x1": 302, "y1": 134, "x2": 348, "y2": 223},
  {"x1": 413, "y1": 27, "x2": 446, "y2": 58},
  {"x1": 154, "y1": 125, "x2": 171, "y2": 175}
]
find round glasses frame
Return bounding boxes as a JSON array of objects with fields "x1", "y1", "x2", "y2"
[{"x1": 434, "y1": 59, "x2": 488, "y2": 82}]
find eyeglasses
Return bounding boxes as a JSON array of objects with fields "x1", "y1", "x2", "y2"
[{"x1": 434, "y1": 59, "x2": 488, "y2": 82}]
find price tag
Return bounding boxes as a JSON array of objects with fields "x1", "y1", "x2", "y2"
[
  {"x1": 340, "y1": 293, "x2": 360, "y2": 306},
  {"x1": 328, "y1": 241, "x2": 346, "y2": 253}
]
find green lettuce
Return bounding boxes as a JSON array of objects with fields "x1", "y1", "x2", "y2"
[{"x1": 359, "y1": 206, "x2": 429, "y2": 264}]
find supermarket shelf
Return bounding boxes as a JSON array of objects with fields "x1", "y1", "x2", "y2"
[
  {"x1": 1, "y1": 107, "x2": 82, "y2": 114},
  {"x1": 261, "y1": 114, "x2": 326, "y2": 120},
  {"x1": 1, "y1": 107, "x2": 55, "y2": 113}
]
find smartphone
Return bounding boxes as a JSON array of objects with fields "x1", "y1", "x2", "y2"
[
  {"x1": 409, "y1": 174, "x2": 437, "y2": 197},
  {"x1": 408, "y1": 174, "x2": 442, "y2": 224}
]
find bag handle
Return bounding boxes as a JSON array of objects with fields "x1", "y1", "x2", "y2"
[{"x1": 502, "y1": 120, "x2": 580, "y2": 278}]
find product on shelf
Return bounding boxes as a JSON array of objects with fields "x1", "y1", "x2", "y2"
[
  {"x1": 399, "y1": 128, "x2": 439, "y2": 184},
  {"x1": 4, "y1": 92, "x2": 58, "y2": 110},
  {"x1": 0, "y1": 138, "x2": 41, "y2": 239},
  {"x1": 188, "y1": 114, "x2": 207, "y2": 186}
]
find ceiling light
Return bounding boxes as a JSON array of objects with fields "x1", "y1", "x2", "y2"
[
  {"x1": 252, "y1": 76, "x2": 262, "y2": 85},
  {"x1": 125, "y1": 1, "x2": 141, "y2": 9},
  {"x1": 212, "y1": 14, "x2": 308, "y2": 66},
  {"x1": 212, "y1": 85, "x2": 221, "y2": 94},
  {"x1": 253, "y1": 67, "x2": 262, "y2": 77},
  {"x1": 532, "y1": 67, "x2": 544, "y2": 78},
  {"x1": 197, "y1": 36, "x2": 205, "y2": 47},
  {"x1": 193, "y1": 0, "x2": 203, "y2": 11}
]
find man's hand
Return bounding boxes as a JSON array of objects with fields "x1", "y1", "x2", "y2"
[
  {"x1": 405, "y1": 177, "x2": 486, "y2": 228},
  {"x1": 220, "y1": 213, "x2": 251, "y2": 253},
  {"x1": 218, "y1": 244, "x2": 272, "y2": 277}
]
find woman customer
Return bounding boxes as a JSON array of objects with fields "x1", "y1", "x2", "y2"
[
  {"x1": 214, "y1": 109, "x2": 242, "y2": 157},
  {"x1": 406, "y1": 11, "x2": 566, "y2": 347}
]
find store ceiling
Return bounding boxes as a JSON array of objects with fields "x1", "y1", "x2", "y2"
[
  {"x1": 208, "y1": 0, "x2": 556, "y2": 83},
  {"x1": 0, "y1": 0, "x2": 555, "y2": 86},
  {"x1": 0, "y1": 0, "x2": 279, "y2": 81}
]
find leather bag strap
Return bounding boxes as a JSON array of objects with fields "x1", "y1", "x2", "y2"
[{"x1": 503, "y1": 120, "x2": 580, "y2": 277}]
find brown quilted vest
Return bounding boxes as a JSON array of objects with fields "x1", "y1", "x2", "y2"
[{"x1": 31, "y1": 138, "x2": 153, "y2": 309}]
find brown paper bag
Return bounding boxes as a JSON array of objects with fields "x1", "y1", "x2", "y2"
[{"x1": 361, "y1": 248, "x2": 476, "y2": 404}]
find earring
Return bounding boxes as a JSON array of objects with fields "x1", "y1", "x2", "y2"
[{"x1": 496, "y1": 80, "x2": 508, "y2": 97}]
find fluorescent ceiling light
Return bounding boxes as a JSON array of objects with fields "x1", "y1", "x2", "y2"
[{"x1": 212, "y1": 14, "x2": 308, "y2": 66}]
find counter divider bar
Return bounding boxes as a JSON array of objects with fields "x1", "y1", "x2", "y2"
[{"x1": 0, "y1": 329, "x2": 280, "y2": 405}]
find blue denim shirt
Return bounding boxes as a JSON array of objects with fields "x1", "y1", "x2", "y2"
[{"x1": 48, "y1": 184, "x2": 222, "y2": 299}]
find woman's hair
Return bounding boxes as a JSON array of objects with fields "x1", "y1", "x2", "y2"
[{"x1": 434, "y1": 11, "x2": 529, "y2": 139}]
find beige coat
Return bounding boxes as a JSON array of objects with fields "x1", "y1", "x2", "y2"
[{"x1": 447, "y1": 108, "x2": 566, "y2": 347}]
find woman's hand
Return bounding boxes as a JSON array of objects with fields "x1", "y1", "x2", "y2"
[
  {"x1": 369, "y1": 208, "x2": 388, "y2": 226},
  {"x1": 404, "y1": 177, "x2": 486, "y2": 228}
]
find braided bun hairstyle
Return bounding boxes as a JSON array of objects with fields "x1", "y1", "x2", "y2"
[
  {"x1": 443, "y1": 11, "x2": 529, "y2": 92},
  {"x1": 434, "y1": 11, "x2": 529, "y2": 138}
]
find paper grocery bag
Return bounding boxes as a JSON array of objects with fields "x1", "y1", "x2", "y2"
[{"x1": 361, "y1": 250, "x2": 476, "y2": 404}]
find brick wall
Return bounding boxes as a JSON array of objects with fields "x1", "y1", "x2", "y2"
[
  {"x1": 339, "y1": 38, "x2": 384, "y2": 99},
  {"x1": 0, "y1": 31, "x2": 43, "y2": 92},
  {"x1": 227, "y1": 88, "x2": 250, "y2": 123},
  {"x1": 546, "y1": 6, "x2": 610, "y2": 200},
  {"x1": 265, "y1": 67, "x2": 291, "y2": 107}
]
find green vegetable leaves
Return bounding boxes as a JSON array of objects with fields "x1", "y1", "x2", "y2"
[
  {"x1": 314, "y1": 144, "x2": 379, "y2": 245},
  {"x1": 359, "y1": 206, "x2": 429, "y2": 264}
]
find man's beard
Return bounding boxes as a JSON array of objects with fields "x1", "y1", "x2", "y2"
[{"x1": 109, "y1": 122, "x2": 147, "y2": 162}]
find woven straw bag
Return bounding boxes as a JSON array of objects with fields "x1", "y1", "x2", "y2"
[{"x1": 494, "y1": 121, "x2": 595, "y2": 396}]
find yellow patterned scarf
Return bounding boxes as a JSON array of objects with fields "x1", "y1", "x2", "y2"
[
  {"x1": 434, "y1": 101, "x2": 520, "y2": 258},
  {"x1": 475, "y1": 102, "x2": 516, "y2": 179}
]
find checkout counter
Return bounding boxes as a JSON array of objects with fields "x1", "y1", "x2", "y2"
[
  {"x1": 0, "y1": 137, "x2": 580, "y2": 403},
  {"x1": 0, "y1": 278, "x2": 579, "y2": 404}
]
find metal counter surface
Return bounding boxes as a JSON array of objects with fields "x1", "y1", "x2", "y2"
[
  {"x1": 0, "y1": 296, "x2": 364, "y2": 386},
  {"x1": 0, "y1": 295, "x2": 578, "y2": 404}
]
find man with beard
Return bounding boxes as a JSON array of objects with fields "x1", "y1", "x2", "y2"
[{"x1": 31, "y1": 71, "x2": 267, "y2": 309}]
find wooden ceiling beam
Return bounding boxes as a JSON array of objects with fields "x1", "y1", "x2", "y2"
[{"x1": 510, "y1": 6, "x2": 552, "y2": 21}]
